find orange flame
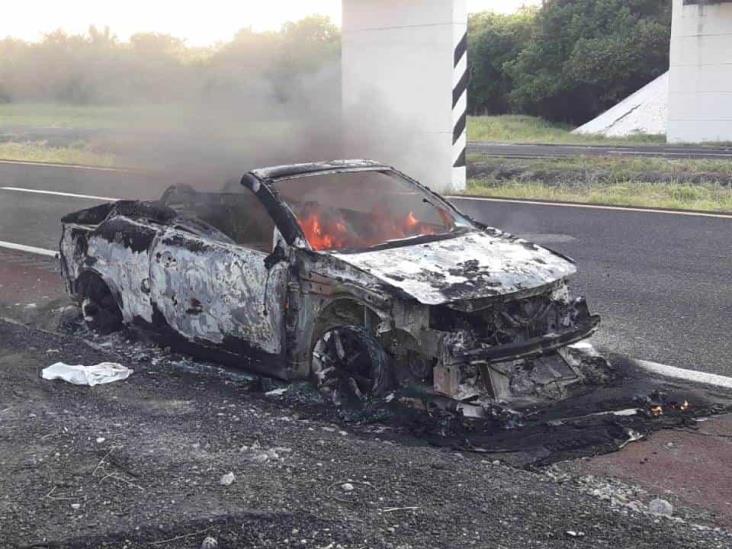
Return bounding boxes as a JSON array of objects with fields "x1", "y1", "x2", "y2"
[
  {"x1": 650, "y1": 405, "x2": 663, "y2": 417},
  {"x1": 406, "y1": 211, "x2": 419, "y2": 229},
  {"x1": 671, "y1": 400, "x2": 690, "y2": 412},
  {"x1": 300, "y1": 213, "x2": 341, "y2": 251},
  {"x1": 297, "y1": 206, "x2": 441, "y2": 251}
]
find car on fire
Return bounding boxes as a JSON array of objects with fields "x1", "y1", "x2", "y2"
[{"x1": 60, "y1": 160, "x2": 607, "y2": 415}]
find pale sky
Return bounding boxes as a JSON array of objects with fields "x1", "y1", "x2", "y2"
[{"x1": 0, "y1": 1, "x2": 541, "y2": 46}]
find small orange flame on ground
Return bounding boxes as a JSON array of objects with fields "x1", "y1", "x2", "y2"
[{"x1": 650, "y1": 405, "x2": 664, "y2": 417}]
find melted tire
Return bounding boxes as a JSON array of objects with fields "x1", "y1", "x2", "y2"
[
  {"x1": 311, "y1": 325, "x2": 392, "y2": 407},
  {"x1": 79, "y1": 277, "x2": 123, "y2": 335}
]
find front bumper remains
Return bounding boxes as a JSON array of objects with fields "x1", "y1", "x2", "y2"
[
  {"x1": 431, "y1": 306, "x2": 606, "y2": 412},
  {"x1": 457, "y1": 315, "x2": 600, "y2": 364}
]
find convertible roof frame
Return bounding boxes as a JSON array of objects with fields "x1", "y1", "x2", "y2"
[
  {"x1": 240, "y1": 160, "x2": 405, "y2": 250},
  {"x1": 246, "y1": 159, "x2": 389, "y2": 183},
  {"x1": 239, "y1": 158, "x2": 480, "y2": 252}
]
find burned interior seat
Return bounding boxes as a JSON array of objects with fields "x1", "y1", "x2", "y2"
[{"x1": 161, "y1": 185, "x2": 275, "y2": 252}]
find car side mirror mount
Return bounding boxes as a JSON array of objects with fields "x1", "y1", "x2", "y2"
[{"x1": 264, "y1": 243, "x2": 287, "y2": 270}]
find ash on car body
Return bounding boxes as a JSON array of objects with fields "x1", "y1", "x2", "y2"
[{"x1": 60, "y1": 160, "x2": 610, "y2": 419}]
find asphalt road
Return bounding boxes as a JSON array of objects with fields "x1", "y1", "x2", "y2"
[
  {"x1": 0, "y1": 161, "x2": 730, "y2": 375},
  {"x1": 453, "y1": 197, "x2": 732, "y2": 375},
  {"x1": 468, "y1": 142, "x2": 732, "y2": 160}
]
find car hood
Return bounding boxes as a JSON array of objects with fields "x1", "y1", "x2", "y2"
[{"x1": 331, "y1": 230, "x2": 576, "y2": 306}]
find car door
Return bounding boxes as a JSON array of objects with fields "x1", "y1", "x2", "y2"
[
  {"x1": 148, "y1": 219, "x2": 288, "y2": 373},
  {"x1": 83, "y1": 211, "x2": 166, "y2": 327}
]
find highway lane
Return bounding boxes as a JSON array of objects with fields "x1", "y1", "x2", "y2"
[
  {"x1": 0, "y1": 161, "x2": 730, "y2": 375},
  {"x1": 0, "y1": 160, "x2": 164, "y2": 200}
]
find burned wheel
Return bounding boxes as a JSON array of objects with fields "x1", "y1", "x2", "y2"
[
  {"x1": 311, "y1": 325, "x2": 392, "y2": 406},
  {"x1": 79, "y1": 276, "x2": 122, "y2": 334}
]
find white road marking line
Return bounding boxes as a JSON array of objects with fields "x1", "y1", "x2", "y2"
[
  {"x1": 0, "y1": 240, "x2": 57, "y2": 257},
  {"x1": 572, "y1": 341, "x2": 732, "y2": 390},
  {"x1": 0, "y1": 186, "x2": 118, "y2": 202},
  {"x1": 605, "y1": 151, "x2": 732, "y2": 159},
  {"x1": 0, "y1": 159, "x2": 127, "y2": 173},
  {"x1": 449, "y1": 195, "x2": 732, "y2": 220},
  {"x1": 633, "y1": 359, "x2": 732, "y2": 390}
]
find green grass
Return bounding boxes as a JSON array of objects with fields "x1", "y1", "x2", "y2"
[
  {"x1": 0, "y1": 102, "x2": 293, "y2": 167},
  {"x1": 468, "y1": 114, "x2": 666, "y2": 145},
  {"x1": 467, "y1": 154, "x2": 732, "y2": 212},
  {"x1": 466, "y1": 180, "x2": 732, "y2": 213},
  {"x1": 0, "y1": 102, "x2": 300, "y2": 134},
  {"x1": 0, "y1": 142, "x2": 117, "y2": 167},
  {"x1": 0, "y1": 103, "x2": 181, "y2": 130},
  {"x1": 468, "y1": 154, "x2": 732, "y2": 185}
]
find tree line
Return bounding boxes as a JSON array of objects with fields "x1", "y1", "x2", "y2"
[
  {"x1": 0, "y1": 16, "x2": 339, "y2": 106},
  {"x1": 0, "y1": 1, "x2": 671, "y2": 125},
  {"x1": 468, "y1": 0, "x2": 672, "y2": 124}
]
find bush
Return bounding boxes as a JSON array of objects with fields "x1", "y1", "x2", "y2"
[
  {"x1": 467, "y1": 0, "x2": 671, "y2": 124},
  {"x1": 467, "y1": 10, "x2": 536, "y2": 115}
]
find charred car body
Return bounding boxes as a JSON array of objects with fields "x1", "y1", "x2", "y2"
[{"x1": 60, "y1": 160, "x2": 608, "y2": 416}]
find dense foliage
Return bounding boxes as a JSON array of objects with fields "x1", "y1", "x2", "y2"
[
  {"x1": 0, "y1": 16, "x2": 339, "y2": 105},
  {"x1": 467, "y1": 10, "x2": 536, "y2": 116},
  {"x1": 0, "y1": 2, "x2": 671, "y2": 124},
  {"x1": 468, "y1": 0, "x2": 672, "y2": 123}
]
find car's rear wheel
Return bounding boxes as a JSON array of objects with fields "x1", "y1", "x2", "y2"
[
  {"x1": 78, "y1": 275, "x2": 123, "y2": 334},
  {"x1": 311, "y1": 325, "x2": 392, "y2": 406}
]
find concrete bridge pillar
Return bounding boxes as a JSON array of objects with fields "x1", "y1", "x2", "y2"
[
  {"x1": 341, "y1": 0, "x2": 468, "y2": 191},
  {"x1": 668, "y1": 0, "x2": 732, "y2": 143}
]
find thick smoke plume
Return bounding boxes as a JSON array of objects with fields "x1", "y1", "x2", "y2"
[
  {"x1": 0, "y1": 21, "x2": 439, "y2": 192},
  {"x1": 101, "y1": 66, "x2": 437, "y2": 193}
]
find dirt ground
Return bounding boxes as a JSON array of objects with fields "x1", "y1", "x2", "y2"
[{"x1": 1, "y1": 312, "x2": 732, "y2": 548}]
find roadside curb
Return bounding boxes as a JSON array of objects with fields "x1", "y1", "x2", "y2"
[{"x1": 448, "y1": 195, "x2": 732, "y2": 219}]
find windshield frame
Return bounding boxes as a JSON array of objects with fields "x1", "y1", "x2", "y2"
[{"x1": 241, "y1": 162, "x2": 478, "y2": 254}]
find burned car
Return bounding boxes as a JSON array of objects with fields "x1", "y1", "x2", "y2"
[{"x1": 60, "y1": 160, "x2": 606, "y2": 415}]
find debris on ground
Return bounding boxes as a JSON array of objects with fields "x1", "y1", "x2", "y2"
[
  {"x1": 265, "y1": 387, "x2": 289, "y2": 397},
  {"x1": 41, "y1": 361, "x2": 133, "y2": 386},
  {"x1": 219, "y1": 472, "x2": 236, "y2": 486},
  {"x1": 649, "y1": 498, "x2": 674, "y2": 517},
  {"x1": 200, "y1": 536, "x2": 218, "y2": 549},
  {"x1": 2, "y1": 316, "x2": 732, "y2": 547}
]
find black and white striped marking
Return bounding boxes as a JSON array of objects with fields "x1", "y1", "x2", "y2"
[{"x1": 452, "y1": 31, "x2": 468, "y2": 184}]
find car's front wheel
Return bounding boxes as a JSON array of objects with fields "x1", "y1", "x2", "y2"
[{"x1": 311, "y1": 325, "x2": 392, "y2": 406}]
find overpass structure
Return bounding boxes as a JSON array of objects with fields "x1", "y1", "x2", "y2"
[
  {"x1": 341, "y1": 0, "x2": 467, "y2": 191},
  {"x1": 669, "y1": 0, "x2": 732, "y2": 142},
  {"x1": 571, "y1": 0, "x2": 732, "y2": 143}
]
